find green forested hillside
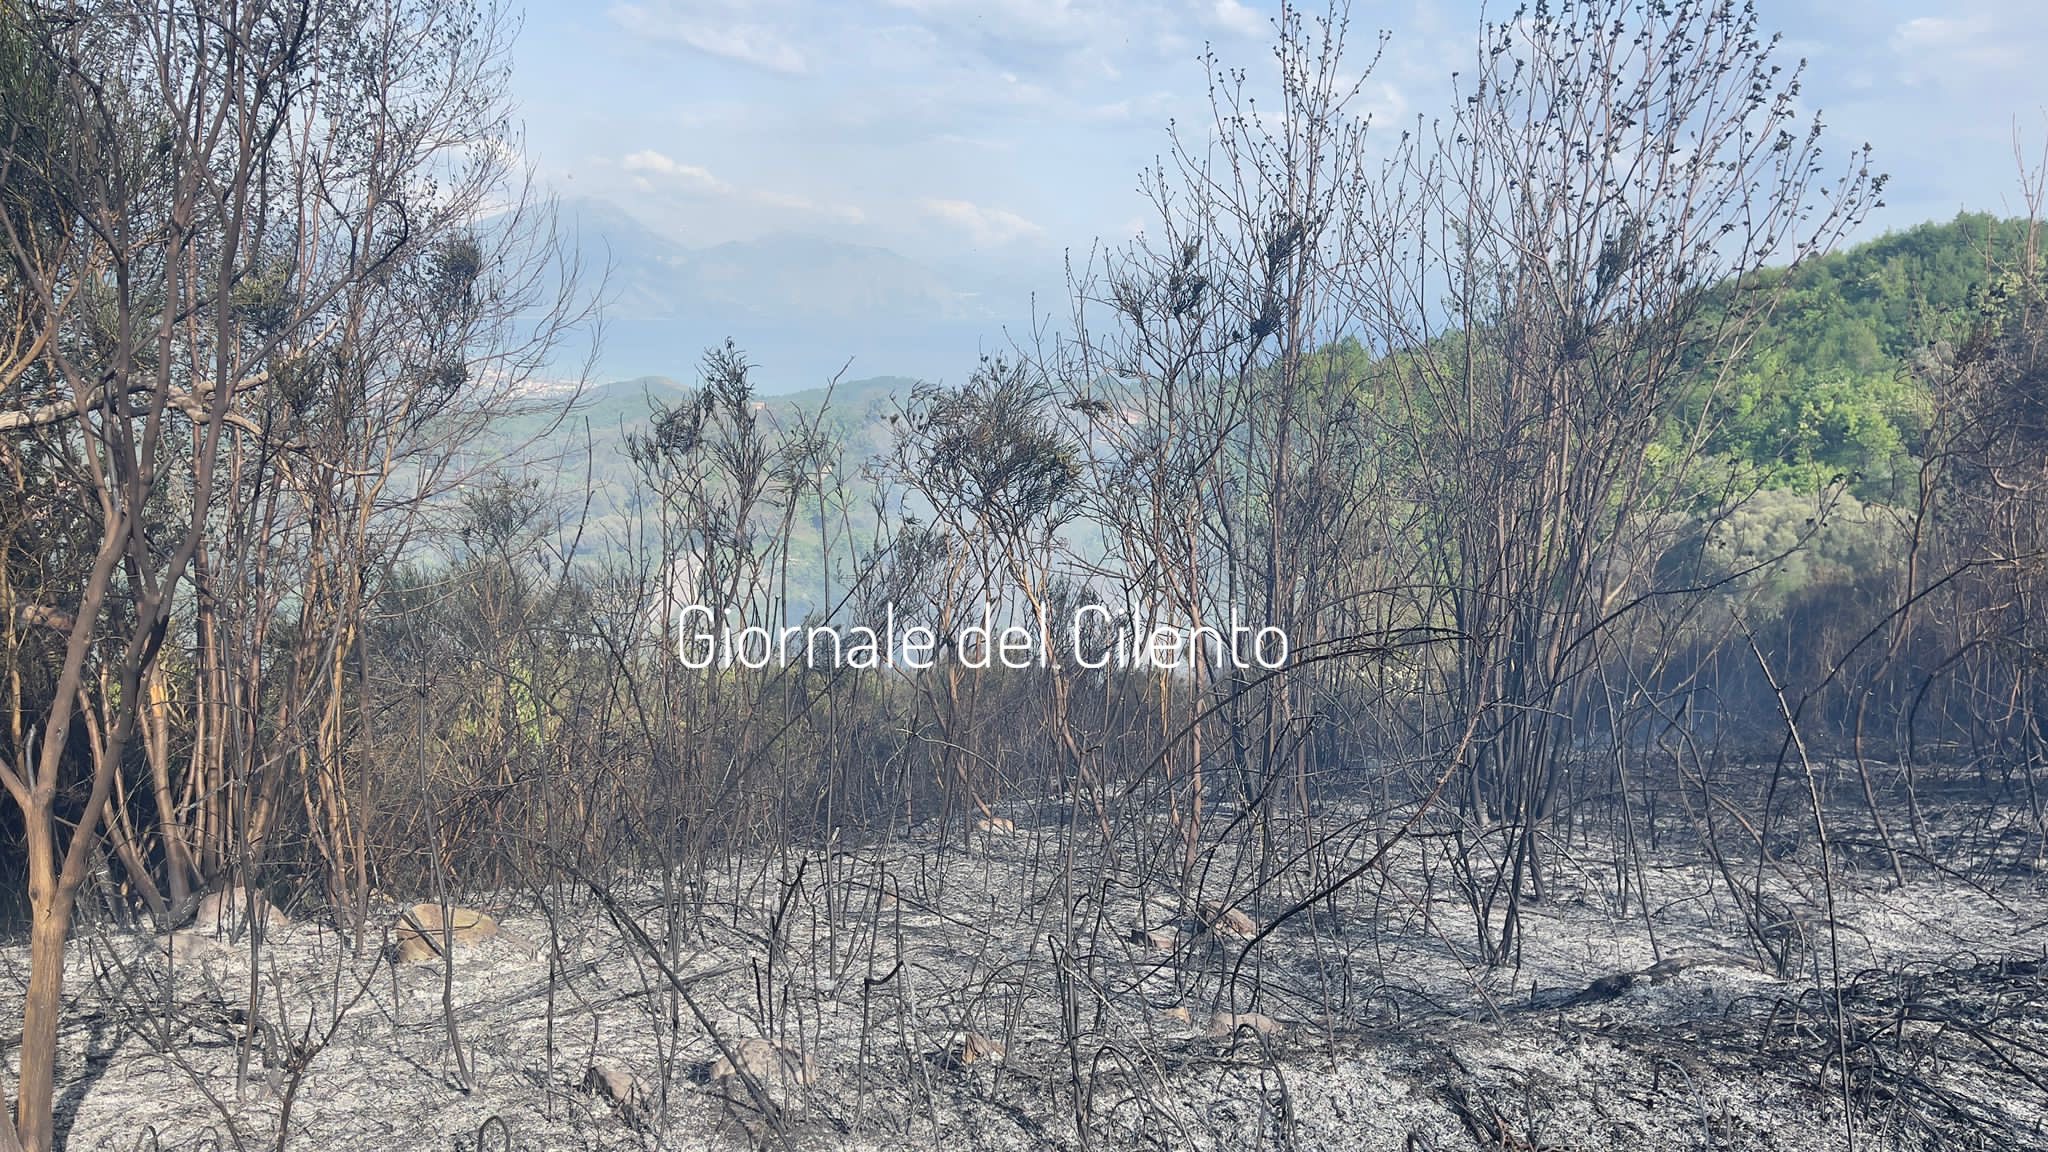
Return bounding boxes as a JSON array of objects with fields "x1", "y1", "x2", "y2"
[{"x1": 1706, "y1": 213, "x2": 2035, "y2": 500}]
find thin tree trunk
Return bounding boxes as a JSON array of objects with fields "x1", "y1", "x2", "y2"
[{"x1": 16, "y1": 860, "x2": 77, "y2": 1152}]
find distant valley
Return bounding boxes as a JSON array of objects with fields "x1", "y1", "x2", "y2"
[
  {"x1": 548, "y1": 198, "x2": 1042, "y2": 393},
  {"x1": 480, "y1": 372, "x2": 916, "y2": 609}
]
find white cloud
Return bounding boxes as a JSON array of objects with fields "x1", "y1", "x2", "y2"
[
  {"x1": 883, "y1": 0, "x2": 1102, "y2": 45},
  {"x1": 1891, "y1": 11, "x2": 2034, "y2": 84},
  {"x1": 933, "y1": 132, "x2": 1010, "y2": 150},
  {"x1": 919, "y1": 198, "x2": 1045, "y2": 246},
  {"x1": 875, "y1": 0, "x2": 1268, "y2": 88},
  {"x1": 621, "y1": 149, "x2": 672, "y2": 172},
  {"x1": 622, "y1": 150, "x2": 865, "y2": 224},
  {"x1": 609, "y1": 3, "x2": 809, "y2": 73},
  {"x1": 755, "y1": 189, "x2": 866, "y2": 222},
  {"x1": 621, "y1": 150, "x2": 729, "y2": 194},
  {"x1": 1211, "y1": 0, "x2": 1268, "y2": 39}
]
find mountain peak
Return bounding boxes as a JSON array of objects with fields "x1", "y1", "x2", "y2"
[{"x1": 543, "y1": 199, "x2": 1027, "y2": 392}]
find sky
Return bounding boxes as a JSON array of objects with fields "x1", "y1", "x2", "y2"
[{"x1": 503, "y1": 0, "x2": 2048, "y2": 288}]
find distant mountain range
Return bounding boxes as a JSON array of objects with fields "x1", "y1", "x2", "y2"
[{"x1": 548, "y1": 198, "x2": 1039, "y2": 393}]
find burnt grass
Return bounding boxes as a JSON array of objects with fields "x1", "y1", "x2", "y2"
[{"x1": 4, "y1": 771, "x2": 2046, "y2": 1152}]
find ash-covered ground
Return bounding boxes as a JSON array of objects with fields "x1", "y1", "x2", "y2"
[{"x1": 6, "y1": 782, "x2": 2047, "y2": 1151}]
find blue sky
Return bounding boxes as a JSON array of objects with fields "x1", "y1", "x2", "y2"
[{"x1": 505, "y1": 0, "x2": 2048, "y2": 282}]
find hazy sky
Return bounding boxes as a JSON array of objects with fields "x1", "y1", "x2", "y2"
[{"x1": 506, "y1": 0, "x2": 2048, "y2": 278}]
